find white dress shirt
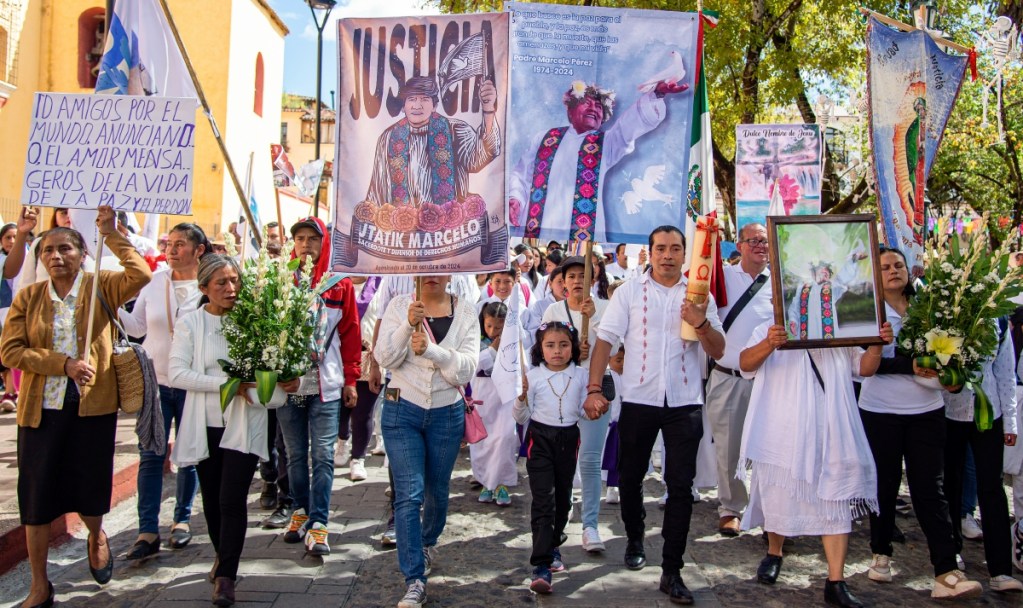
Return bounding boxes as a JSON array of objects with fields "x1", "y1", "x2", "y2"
[
  {"x1": 597, "y1": 269, "x2": 722, "y2": 407},
  {"x1": 714, "y1": 264, "x2": 774, "y2": 371}
]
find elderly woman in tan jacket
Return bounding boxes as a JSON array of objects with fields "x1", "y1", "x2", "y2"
[{"x1": 1, "y1": 205, "x2": 152, "y2": 608}]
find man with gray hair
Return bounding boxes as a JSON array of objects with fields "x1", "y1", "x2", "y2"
[
  {"x1": 705, "y1": 223, "x2": 774, "y2": 547},
  {"x1": 366, "y1": 75, "x2": 500, "y2": 206}
]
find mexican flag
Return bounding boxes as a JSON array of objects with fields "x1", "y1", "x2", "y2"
[{"x1": 684, "y1": 9, "x2": 718, "y2": 268}]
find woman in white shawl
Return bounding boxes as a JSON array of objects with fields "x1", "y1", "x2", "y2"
[{"x1": 737, "y1": 321, "x2": 891, "y2": 608}]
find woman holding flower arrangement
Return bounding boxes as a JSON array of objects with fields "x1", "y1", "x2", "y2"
[
  {"x1": 375, "y1": 274, "x2": 480, "y2": 608},
  {"x1": 857, "y1": 246, "x2": 983, "y2": 599},
  {"x1": 885, "y1": 218, "x2": 1023, "y2": 595},
  {"x1": 169, "y1": 254, "x2": 300, "y2": 607}
]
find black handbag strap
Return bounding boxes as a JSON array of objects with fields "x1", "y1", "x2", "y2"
[
  {"x1": 807, "y1": 351, "x2": 825, "y2": 393},
  {"x1": 721, "y1": 274, "x2": 768, "y2": 334}
]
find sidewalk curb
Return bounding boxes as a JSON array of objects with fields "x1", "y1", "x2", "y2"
[{"x1": 0, "y1": 460, "x2": 140, "y2": 575}]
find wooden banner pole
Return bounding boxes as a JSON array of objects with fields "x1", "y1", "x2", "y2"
[{"x1": 858, "y1": 7, "x2": 971, "y2": 54}]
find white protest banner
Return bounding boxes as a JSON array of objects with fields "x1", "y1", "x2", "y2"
[{"x1": 21, "y1": 92, "x2": 195, "y2": 214}]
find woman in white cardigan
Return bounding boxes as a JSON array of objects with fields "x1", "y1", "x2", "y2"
[
  {"x1": 119, "y1": 223, "x2": 210, "y2": 559},
  {"x1": 169, "y1": 254, "x2": 298, "y2": 607},
  {"x1": 375, "y1": 274, "x2": 479, "y2": 608}
]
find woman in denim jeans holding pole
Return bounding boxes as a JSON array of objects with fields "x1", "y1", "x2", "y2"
[
  {"x1": 375, "y1": 274, "x2": 479, "y2": 608},
  {"x1": 119, "y1": 223, "x2": 210, "y2": 559}
]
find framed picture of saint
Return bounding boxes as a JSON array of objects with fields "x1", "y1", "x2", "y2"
[{"x1": 768, "y1": 214, "x2": 886, "y2": 349}]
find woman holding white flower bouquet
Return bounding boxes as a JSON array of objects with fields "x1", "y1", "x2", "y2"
[
  {"x1": 169, "y1": 254, "x2": 300, "y2": 607},
  {"x1": 858, "y1": 246, "x2": 983, "y2": 599},
  {"x1": 890, "y1": 218, "x2": 1023, "y2": 590}
]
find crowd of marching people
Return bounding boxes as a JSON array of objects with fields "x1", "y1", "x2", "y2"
[{"x1": 3, "y1": 207, "x2": 1023, "y2": 608}]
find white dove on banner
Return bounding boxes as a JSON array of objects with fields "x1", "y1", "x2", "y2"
[
  {"x1": 637, "y1": 50, "x2": 686, "y2": 93},
  {"x1": 438, "y1": 33, "x2": 485, "y2": 93},
  {"x1": 620, "y1": 165, "x2": 675, "y2": 214}
]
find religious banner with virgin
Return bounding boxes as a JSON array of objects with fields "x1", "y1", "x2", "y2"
[
  {"x1": 734, "y1": 123, "x2": 824, "y2": 231},
  {"x1": 505, "y1": 2, "x2": 700, "y2": 244},
  {"x1": 330, "y1": 13, "x2": 510, "y2": 275},
  {"x1": 867, "y1": 16, "x2": 969, "y2": 272}
]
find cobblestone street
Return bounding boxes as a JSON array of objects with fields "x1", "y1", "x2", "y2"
[{"x1": 0, "y1": 443, "x2": 1019, "y2": 607}]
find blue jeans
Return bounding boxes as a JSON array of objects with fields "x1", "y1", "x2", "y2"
[
  {"x1": 381, "y1": 397, "x2": 464, "y2": 584},
  {"x1": 277, "y1": 395, "x2": 341, "y2": 526},
  {"x1": 137, "y1": 385, "x2": 198, "y2": 534},
  {"x1": 961, "y1": 445, "x2": 978, "y2": 517},
  {"x1": 578, "y1": 409, "x2": 610, "y2": 529}
]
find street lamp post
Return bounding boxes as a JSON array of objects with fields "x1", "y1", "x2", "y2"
[{"x1": 307, "y1": 0, "x2": 336, "y2": 218}]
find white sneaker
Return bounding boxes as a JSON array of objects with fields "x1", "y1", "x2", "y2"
[
  {"x1": 370, "y1": 435, "x2": 386, "y2": 456},
  {"x1": 303, "y1": 521, "x2": 330, "y2": 556},
  {"x1": 350, "y1": 458, "x2": 367, "y2": 481},
  {"x1": 334, "y1": 439, "x2": 350, "y2": 468},
  {"x1": 961, "y1": 515, "x2": 983, "y2": 540},
  {"x1": 956, "y1": 553, "x2": 966, "y2": 571},
  {"x1": 581, "y1": 527, "x2": 605, "y2": 553},
  {"x1": 867, "y1": 554, "x2": 893, "y2": 582},
  {"x1": 990, "y1": 575, "x2": 1023, "y2": 593},
  {"x1": 604, "y1": 486, "x2": 620, "y2": 504},
  {"x1": 658, "y1": 491, "x2": 668, "y2": 508},
  {"x1": 397, "y1": 580, "x2": 427, "y2": 608},
  {"x1": 931, "y1": 570, "x2": 982, "y2": 599}
]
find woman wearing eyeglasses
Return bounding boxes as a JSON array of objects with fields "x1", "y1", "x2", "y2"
[{"x1": 374, "y1": 274, "x2": 480, "y2": 608}]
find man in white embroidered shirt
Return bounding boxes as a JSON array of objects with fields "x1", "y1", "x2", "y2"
[
  {"x1": 584, "y1": 225, "x2": 725, "y2": 605},
  {"x1": 705, "y1": 223, "x2": 774, "y2": 540}
]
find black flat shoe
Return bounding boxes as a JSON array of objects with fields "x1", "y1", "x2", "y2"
[
  {"x1": 26, "y1": 581, "x2": 54, "y2": 608},
  {"x1": 169, "y1": 527, "x2": 192, "y2": 549},
  {"x1": 757, "y1": 554, "x2": 783, "y2": 585},
  {"x1": 88, "y1": 533, "x2": 114, "y2": 585},
  {"x1": 659, "y1": 572, "x2": 694, "y2": 605},
  {"x1": 624, "y1": 539, "x2": 646, "y2": 570},
  {"x1": 824, "y1": 580, "x2": 865, "y2": 608},
  {"x1": 125, "y1": 537, "x2": 161, "y2": 561}
]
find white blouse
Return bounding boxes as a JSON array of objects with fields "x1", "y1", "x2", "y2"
[{"x1": 168, "y1": 307, "x2": 268, "y2": 466}]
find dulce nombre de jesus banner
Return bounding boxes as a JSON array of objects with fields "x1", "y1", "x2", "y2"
[
  {"x1": 21, "y1": 92, "x2": 195, "y2": 214},
  {"x1": 330, "y1": 13, "x2": 510, "y2": 275},
  {"x1": 506, "y1": 2, "x2": 699, "y2": 244},
  {"x1": 867, "y1": 16, "x2": 968, "y2": 272},
  {"x1": 734, "y1": 123, "x2": 823, "y2": 231}
]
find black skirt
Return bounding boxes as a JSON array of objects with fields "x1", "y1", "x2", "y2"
[{"x1": 17, "y1": 380, "x2": 118, "y2": 525}]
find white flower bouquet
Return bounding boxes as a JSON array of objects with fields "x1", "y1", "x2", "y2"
[
  {"x1": 897, "y1": 214, "x2": 1023, "y2": 429},
  {"x1": 217, "y1": 233, "x2": 327, "y2": 410}
]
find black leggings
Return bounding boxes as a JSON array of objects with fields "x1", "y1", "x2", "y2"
[
  {"x1": 338, "y1": 381, "x2": 378, "y2": 459},
  {"x1": 195, "y1": 427, "x2": 259, "y2": 580}
]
